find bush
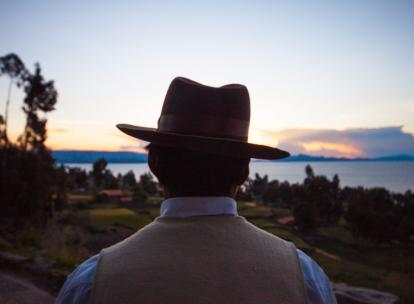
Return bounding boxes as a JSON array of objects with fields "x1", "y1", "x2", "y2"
[
  {"x1": 133, "y1": 185, "x2": 149, "y2": 204},
  {"x1": 0, "y1": 146, "x2": 57, "y2": 227}
]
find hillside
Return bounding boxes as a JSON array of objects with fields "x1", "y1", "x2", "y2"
[
  {"x1": 52, "y1": 150, "x2": 414, "y2": 164},
  {"x1": 51, "y1": 150, "x2": 147, "y2": 163}
]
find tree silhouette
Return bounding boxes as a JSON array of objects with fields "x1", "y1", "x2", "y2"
[
  {"x1": 92, "y1": 158, "x2": 108, "y2": 190},
  {"x1": 0, "y1": 54, "x2": 58, "y2": 227},
  {"x1": 0, "y1": 115, "x2": 5, "y2": 146},
  {"x1": 19, "y1": 64, "x2": 57, "y2": 151},
  {"x1": 66, "y1": 167, "x2": 88, "y2": 191},
  {"x1": 344, "y1": 187, "x2": 402, "y2": 243},
  {"x1": 122, "y1": 170, "x2": 137, "y2": 189},
  {"x1": 138, "y1": 173, "x2": 158, "y2": 195},
  {"x1": 0, "y1": 53, "x2": 29, "y2": 144},
  {"x1": 251, "y1": 173, "x2": 269, "y2": 201},
  {"x1": 261, "y1": 165, "x2": 342, "y2": 231}
]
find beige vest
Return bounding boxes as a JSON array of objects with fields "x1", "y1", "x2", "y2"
[{"x1": 92, "y1": 216, "x2": 306, "y2": 304}]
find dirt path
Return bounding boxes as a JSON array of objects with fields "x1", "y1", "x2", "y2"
[
  {"x1": 277, "y1": 215, "x2": 294, "y2": 225},
  {"x1": 314, "y1": 248, "x2": 342, "y2": 261},
  {"x1": 0, "y1": 271, "x2": 54, "y2": 304}
]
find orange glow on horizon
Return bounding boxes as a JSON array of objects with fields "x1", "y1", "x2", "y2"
[
  {"x1": 47, "y1": 143, "x2": 148, "y2": 154},
  {"x1": 249, "y1": 129, "x2": 279, "y2": 147},
  {"x1": 45, "y1": 127, "x2": 148, "y2": 153},
  {"x1": 302, "y1": 141, "x2": 361, "y2": 157}
]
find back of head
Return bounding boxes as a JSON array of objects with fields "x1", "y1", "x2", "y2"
[{"x1": 147, "y1": 144, "x2": 250, "y2": 197}]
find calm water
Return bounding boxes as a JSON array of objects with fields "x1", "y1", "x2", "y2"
[{"x1": 67, "y1": 162, "x2": 414, "y2": 193}]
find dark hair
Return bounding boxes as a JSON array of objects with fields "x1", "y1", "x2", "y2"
[{"x1": 147, "y1": 144, "x2": 250, "y2": 196}]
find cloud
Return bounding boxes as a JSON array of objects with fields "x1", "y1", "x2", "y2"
[
  {"x1": 52, "y1": 119, "x2": 107, "y2": 126},
  {"x1": 119, "y1": 144, "x2": 148, "y2": 153},
  {"x1": 259, "y1": 126, "x2": 414, "y2": 158},
  {"x1": 48, "y1": 127, "x2": 69, "y2": 133},
  {"x1": 404, "y1": 102, "x2": 414, "y2": 113},
  {"x1": 104, "y1": 130, "x2": 149, "y2": 152},
  {"x1": 118, "y1": 138, "x2": 149, "y2": 153}
]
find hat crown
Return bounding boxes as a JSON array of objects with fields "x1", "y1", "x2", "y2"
[
  {"x1": 116, "y1": 76, "x2": 290, "y2": 159},
  {"x1": 158, "y1": 77, "x2": 251, "y2": 141}
]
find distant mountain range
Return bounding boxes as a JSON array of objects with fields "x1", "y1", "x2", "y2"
[
  {"x1": 280, "y1": 154, "x2": 414, "y2": 162},
  {"x1": 51, "y1": 150, "x2": 414, "y2": 164},
  {"x1": 51, "y1": 150, "x2": 148, "y2": 163}
]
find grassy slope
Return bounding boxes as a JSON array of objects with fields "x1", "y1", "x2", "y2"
[
  {"x1": 313, "y1": 225, "x2": 414, "y2": 302},
  {"x1": 2, "y1": 200, "x2": 410, "y2": 301},
  {"x1": 238, "y1": 202, "x2": 414, "y2": 303},
  {"x1": 87, "y1": 208, "x2": 151, "y2": 229},
  {"x1": 47, "y1": 201, "x2": 411, "y2": 302}
]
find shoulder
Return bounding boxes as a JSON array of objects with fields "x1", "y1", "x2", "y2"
[
  {"x1": 297, "y1": 249, "x2": 337, "y2": 304},
  {"x1": 55, "y1": 255, "x2": 99, "y2": 304}
]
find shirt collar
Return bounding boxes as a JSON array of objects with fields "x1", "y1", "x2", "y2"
[{"x1": 160, "y1": 196, "x2": 238, "y2": 218}]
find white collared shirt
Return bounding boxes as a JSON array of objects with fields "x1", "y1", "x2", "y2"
[
  {"x1": 56, "y1": 197, "x2": 337, "y2": 304},
  {"x1": 160, "y1": 196, "x2": 238, "y2": 217}
]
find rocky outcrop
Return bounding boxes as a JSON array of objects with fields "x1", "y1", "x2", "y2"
[
  {"x1": 333, "y1": 283, "x2": 400, "y2": 304},
  {"x1": 0, "y1": 251, "x2": 68, "y2": 293},
  {"x1": 0, "y1": 271, "x2": 55, "y2": 304}
]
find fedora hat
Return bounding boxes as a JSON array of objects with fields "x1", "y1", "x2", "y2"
[{"x1": 117, "y1": 77, "x2": 290, "y2": 160}]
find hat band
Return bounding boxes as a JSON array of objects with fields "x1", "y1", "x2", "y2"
[{"x1": 158, "y1": 114, "x2": 249, "y2": 141}]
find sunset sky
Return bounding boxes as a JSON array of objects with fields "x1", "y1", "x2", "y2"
[{"x1": 1, "y1": 0, "x2": 414, "y2": 158}]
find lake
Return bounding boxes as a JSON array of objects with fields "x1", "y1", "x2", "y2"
[{"x1": 67, "y1": 161, "x2": 414, "y2": 193}]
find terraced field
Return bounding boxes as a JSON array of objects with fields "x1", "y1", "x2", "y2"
[{"x1": 87, "y1": 208, "x2": 151, "y2": 229}]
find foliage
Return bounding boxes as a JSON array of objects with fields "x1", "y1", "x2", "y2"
[
  {"x1": 0, "y1": 53, "x2": 28, "y2": 81},
  {"x1": 65, "y1": 167, "x2": 89, "y2": 191},
  {"x1": 235, "y1": 180, "x2": 253, "y2": 201},
  {"x1": 298, "y1": 165, "x2": 342, "y2": 227},
  {"x1": 52, "y1": 165, "x2": 68, "y2": 211},
  {"x1": 251, "y1": 173, "x2": 269, "y2": 200},
  {"x1": 243, "y1": 165, "x2": 414, "y2": 242},
  {"x1": 0, "y1": 53, "x2": 60, "y2": 227},
  {"x1": 293, "y1": 200, "x2": 319, "y2": 231},
  {"x1": 262, "y1": 180, "x2": 301, "y2": 207},
  {"x1": 0, "y1": 53, "x2": 29, "y2": 144},
  {"x1": 19, "y1": 64, "x2": 57, "y2": 151},
  {"x1": 246, "y1": 165, "x2": 343, "y2": 231},
  {"x1": 91, "y1": 158, "x2": 121, "y2": 190},
  {"x1": 122, "y1": 170, "x2": 137, "y2": 189},
  {"x1": 92, "y1": 158, "x2": 108, "y2": 189},
  {"x1": 103, "y1": 170, "x2": 119, "y2": 189},
  {"x1": 138, "y1": 172, "x2": 158, "y2": 195},
  {"x1": 343, "y1": 187, "x2": 414, "y2": 243},
  {"x1": 0, "y1": 146, "x2": 57, "y2": 225},
  {"x1": 133, "y1": 184, "x2": 149, "y2": 203}
]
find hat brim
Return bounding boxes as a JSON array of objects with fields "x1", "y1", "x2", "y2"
[{"x1": 117, "y1": 124, "x2": 290, "y2": 160}]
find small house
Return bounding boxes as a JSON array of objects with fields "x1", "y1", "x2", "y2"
[{"x1": 97, "y1": 189, "x2": 124, "y2": 204}]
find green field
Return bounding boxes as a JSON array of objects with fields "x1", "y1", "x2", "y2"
[
  {"x1": 87, "y1": 208, "x2": 151, "y2": 229},
  {"x1": 58, "y1": 202, "x2": 414, "y2": 302},
  {"x1": 14, "y1": 200, "x2": 410, "y2": 302},
  {"x1": 238, "y1": 204, "x2": 414, "y2": 303}
]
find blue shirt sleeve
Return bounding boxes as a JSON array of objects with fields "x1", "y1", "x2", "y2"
[
  {"x1": 55, "y1": 255, "x2": 98, "y2": 304},
  {"x1": 297, "y1": 249, "x2": 337, "y2": 304}
]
